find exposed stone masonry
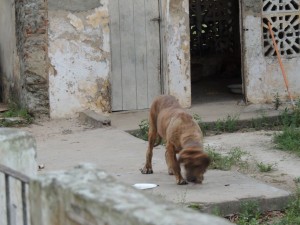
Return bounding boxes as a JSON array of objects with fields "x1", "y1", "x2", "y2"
[{"x1": 15, "y1": 0, "x2": 49, "y2": 115}]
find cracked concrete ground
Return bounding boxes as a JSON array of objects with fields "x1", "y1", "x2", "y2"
[{"x1": 20, "y1": 101, "x2": 299, "y2": 215}]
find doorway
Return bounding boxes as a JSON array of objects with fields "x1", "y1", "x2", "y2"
[
  {"x1": 189, "y1": 0, "x2": 243, "y2": 104},
  {"x1": 109, "y1": 0, "x2": 162, "y2": 111}
]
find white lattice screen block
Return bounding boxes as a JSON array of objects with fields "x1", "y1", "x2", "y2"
[
  {"x1": 263, "y1": 0, "x2": 299, "y2": 12},
  {"x1": 262, "y1": 0, "x2": 300, "y2": 57}
]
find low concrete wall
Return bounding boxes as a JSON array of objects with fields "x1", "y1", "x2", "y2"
[
  {"x1": 0, "y1": 128, "x2": 37, "y2": 225},
  {"x1": 29, "y1": 164, "x2": 233, "y2": 225}
]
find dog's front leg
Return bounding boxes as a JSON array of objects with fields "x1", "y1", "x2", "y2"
[
  {"x1": 166, "y1": 143, "x2": 188, "y2": 185},
  {"x1": 140, "y1": 128, "x2": 157, "y2": 174}
]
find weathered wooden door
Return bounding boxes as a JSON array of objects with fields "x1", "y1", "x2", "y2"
[{"x1": 109, "y1": 0, "x2": 161, "y2": 111}]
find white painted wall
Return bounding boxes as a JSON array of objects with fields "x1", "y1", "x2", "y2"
[
  {"x1": 48, "y1": 1, "x2": 110, "y2": 118},
  {"x1": 162, "y1": 0, "x2": 191, "y2": 108},
  {"x1": 243, "y1": 8, "x2": 300, "y2": 104}
]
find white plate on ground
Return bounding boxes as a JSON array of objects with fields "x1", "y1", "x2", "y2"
[{"x1": 132, "y1": 183, "x2": 159, "y2": 190}]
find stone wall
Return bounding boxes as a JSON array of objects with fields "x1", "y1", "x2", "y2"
[
  {"x1": 29, "y1": 164, "x2": 232, "y2": 225},
  {"x1": 15, "y1": 0, "x2": 49, "y2": 115},
  {"x1": 0, "y1": 129, "x2": 37, "y2": 225}
]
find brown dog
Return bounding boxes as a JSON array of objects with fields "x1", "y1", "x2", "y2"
[{"x1": 140, "y1": 95, "x2": 210, "y2": 185}]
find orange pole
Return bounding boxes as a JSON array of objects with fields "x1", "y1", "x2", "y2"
[{"x1": 267, "y1": 21, "x2": 295, "y2": 108}]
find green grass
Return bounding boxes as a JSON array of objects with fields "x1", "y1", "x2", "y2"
[
  {"x1": 206, "y1": 146, "x2": 248, "y2": 171},
  {"x1": 237, "y1": 201, "x2": 261, "y2": 225},
  {"x1": 0, "y1": 102, "x2": 33, "y2": 127},
  {"x1": 215, "y1": 114, "x2": 239, "y2": 133},
  {"x1": 272, "y1": 188, "x2": 300, "y2": 225},
  {"x1": 273, "y1": 128, "x2": 300, "y2": 156}
]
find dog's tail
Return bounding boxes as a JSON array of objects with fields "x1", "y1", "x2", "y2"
[{"x1": 154, "y1": 136, "x2": 162, "y2": 147}]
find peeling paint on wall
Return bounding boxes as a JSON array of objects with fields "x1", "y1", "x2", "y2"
[
  {"x1": 48, "y1": 1, "x2": 110, "y2": 118},
  {"x1": 162, "y1": 0, "x2": 191, "y2": 108},
  {"x1": 242, "y1": 6, "x2": 300, "y2": 104}
]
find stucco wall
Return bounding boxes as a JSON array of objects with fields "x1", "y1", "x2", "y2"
[
  {"x1": 161, "y1": 0, "x2": 191, "y2": 108},
  {"x1": 48, "y1": 0, "x2": 111, "y2": 118},
  {"x1": 0, "y1": 0, "x2": 20, "y2": 103},
  {"x1": 242, "y1": 0, "x2": 300, "y2": 104}
]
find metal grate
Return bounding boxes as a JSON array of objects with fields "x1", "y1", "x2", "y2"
[
  {"x1": 190, "y1": 0, "x2": 238, "y2": 56},
  {"x1": 262, "y1": 0, "x2": 300, "y2": 57},
  {"x1": 0, "y1": 164, "x2": 30, "y2": 225}
]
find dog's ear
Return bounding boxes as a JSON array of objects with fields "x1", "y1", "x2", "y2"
[
  {"x1": 178, "y1": 150, "x2": 196, "y2": 164},
  {"x1": 196, "y1": 153, "x2": 210, "y2": 169},
  {"x1": 179, "y1": 151, "x2": 210, "y2": 168}
]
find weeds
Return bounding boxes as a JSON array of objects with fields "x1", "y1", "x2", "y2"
[
  {"x1": 273, "y1": 99, "x2": 300, "y2": 156},
  {"x1": 251, "y1": 111, "x2": 269, "y2": 130},
  {"x1": 273, "y1": 93, "x2": 282, "y2": 110},
  {"x1": 279, "y1": 100, "x2": 300, "y2": 128},
  {"x1": 206, "y1": 146, "x2": 248, "y2": 171},
  {"x1": 237, "y1": 201, "x2": 261, "y2": 225},
  {"x1": 272, "y1": 187, "x2": 300, "y2": 225},
  {"x1": 0, "y1": 102, "x2": 33, "y2": 127},
  {"x1": 215, "y1": 114, "x2": 239, "y2": 133},
  {"x1": 187, "y1": 203, "x2": 202, "y2": 210},
  {"x1": 138, "y1": 119, "x2": 149, "y2": 141},
  {"x1": 256, "y1": 162, "x2": 277, "y2": 173},
  {"x1": 273, "y1": 128, "x2": 300, "y2": 156}
]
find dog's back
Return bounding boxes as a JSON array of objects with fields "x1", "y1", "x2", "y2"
[{"x1": 150, "y1": 95, "x2": 202, "y2": 149}]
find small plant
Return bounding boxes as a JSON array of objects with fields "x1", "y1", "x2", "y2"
[
  {"x1": 193, "y1": 114, "x2": 210, "y2": 136},
  {"x1": 256, "y1": 162, "x2": 277, "y2": 172},
  {"x1": 274, "y1": 128, "x2": 300, "y2": 156},
  {"x1": 129, "y1": 119, "x2": 149, "y2": 141},
  {"x1": 251, "y1": 111, "x2": 269, "y2": 130},
  {"x1": 0, "y1": 102, "x2": 33, "y2": 127},
  {"x1": 294, "y1": 177, "x2": 300, "y2": 184},
  {"x1": 279, "y1": 100, "x2": 300, "y2": 128},
  {"x1": 273, "y1": 187, "x2": 300, "y2": 225},
  {"x1": 206, "y1": 146, "x2": 248, "y2": 171},
  {"x1": 211, "y1": 207, "x2": 222, "y2": 217},
  {"x1": 273, "y1": 93, "x2": 282, "y2": 110},
  {"x1": 138, "y1": 119, "x2": 149, "y2": 138},
  {"x1": 187, "y1": 203, "x2": 202, "y2": 210},
  {"x1": 237, "y1": 201, "x2": 261, "y2": 225},
  {"x1": 215, "y1": 114, "x2": 239, "y2": 133},
  {"x1": 193, "y1": 113, "x2": 201, "y2": 123}
]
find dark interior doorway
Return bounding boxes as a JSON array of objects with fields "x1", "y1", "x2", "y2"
[{"x1": 189, "y1": 0, "x2": 243, "y2": 104}]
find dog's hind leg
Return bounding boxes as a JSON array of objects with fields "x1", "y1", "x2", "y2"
[
  {"x1": 140, "y1": 116, "x2": 157, "y2": 174},
  {"x1": 166, "y1": 142, "x2": 188, "y2": 185}
]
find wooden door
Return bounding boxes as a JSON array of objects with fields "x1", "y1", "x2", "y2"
[{"x1": 109, "y1": 0, "x2": 161, "y2": 111}]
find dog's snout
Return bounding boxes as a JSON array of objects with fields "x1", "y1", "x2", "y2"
[
  {"x1": 187, "y1": 176, "x2": 197, "y2": 183},
  {"x1": 190, "y1": 178, "x2": 196, "y2": 182}
]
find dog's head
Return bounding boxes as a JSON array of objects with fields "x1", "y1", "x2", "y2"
[{"x1": 179, "y1": 149, "x2": 210, "y2": 184}]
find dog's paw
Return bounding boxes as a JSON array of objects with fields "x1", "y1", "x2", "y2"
[
  {"x1": 140, "y1": 167, "x2": 153, "y2": 174},
  {"x1": 177, "y1": 179, "x2": 188, "y2": 185},
  {"x1": 168, "y1": 169, "x2": 174, "y2": 175}
]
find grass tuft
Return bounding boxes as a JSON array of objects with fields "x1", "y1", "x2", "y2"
[{"x1": 206, "y1": 146, "x2": 248, "y2": 171}]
